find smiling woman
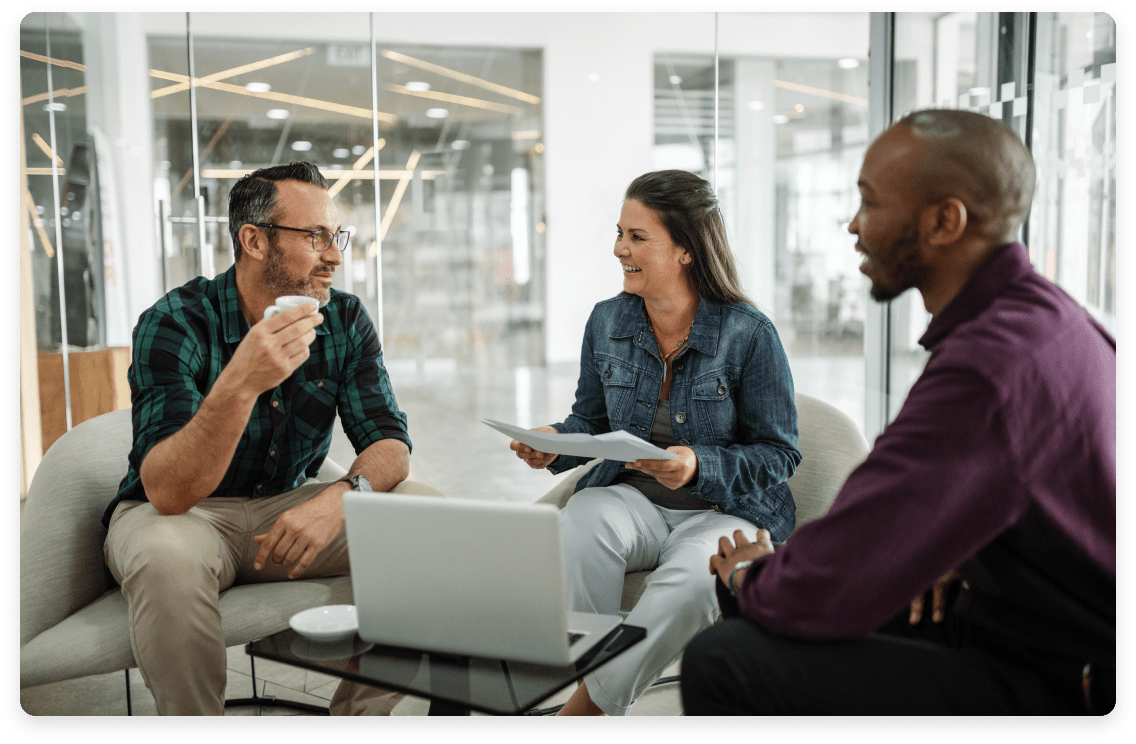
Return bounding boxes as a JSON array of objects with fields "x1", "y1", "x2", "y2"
[{"x1": 507, "y1": 169, "x2": 800, "y2": 717}]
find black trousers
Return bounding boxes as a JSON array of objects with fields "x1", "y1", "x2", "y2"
[{"x1": 680, "y1": 604, "x2": 1085, "y2": 715}]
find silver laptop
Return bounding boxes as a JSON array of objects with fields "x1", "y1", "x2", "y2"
[{"x1": 342, "y1": 491, "x2": 624, "y2": 665}]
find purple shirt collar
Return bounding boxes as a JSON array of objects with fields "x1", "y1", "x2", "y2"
[{"x1": 918, "y1": 242, "x2": 1034, "y2": 350}]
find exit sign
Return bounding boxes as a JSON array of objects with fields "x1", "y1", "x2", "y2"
[{"x1": 327, "y1": 44, "x2": 370, "y2": 68}]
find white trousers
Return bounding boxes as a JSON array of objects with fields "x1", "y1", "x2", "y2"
[{"x1": 560, "y1": 484, "x2": 756, "y2": 715}]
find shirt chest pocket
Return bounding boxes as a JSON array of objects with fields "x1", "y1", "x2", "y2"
[
  {"x1": 691, "y1": 370, "x2": 739, "y2": 444},
  {"x1": 595, "y1": 357, "x2": 637, "y2": 423},
  {"x1": 292, "y1": 379, "x2": 339, "y2": 439}
]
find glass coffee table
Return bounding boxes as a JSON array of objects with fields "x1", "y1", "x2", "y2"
[{"x1": 246, "y1": 623, "x2": 646, "y2": 715}]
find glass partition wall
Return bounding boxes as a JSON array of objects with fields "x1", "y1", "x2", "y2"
[
  {"x1": 150, "y1": 20, "x2": 546, "y2": 373},
  {"x1": 653, "y1": 38, "x2": 871, "y2": 431},
  {"x1": 19, "y1": 12, "x2": 1117, "y2": 502}
]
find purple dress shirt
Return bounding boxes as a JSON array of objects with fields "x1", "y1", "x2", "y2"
[{"x1": 738, "y1": 243, "x2": 1115, "y2": 664}]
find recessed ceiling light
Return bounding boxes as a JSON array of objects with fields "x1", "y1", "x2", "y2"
[
  {"x1": 795, "y1": 104, "x2": 804, "y2": 113},
  {"x1": 588, "y1": 73, "x2": 600, "y2": 83},
  {"x1": 773, "y1": 114, "x2": 789, "y2": 124},
  {"x1": 291, "y1": 141, "x2": 313, "y2": 152},
  {"x1": 669, "y1": 75, "x2": 682, "y2": 85},
  {"x1": 229, "y1": 160, "x2": 243, "y2": 169},
  {"x1": 452, "y1": 140, "x2": 471, "y2": 150},
  {"x1": 426, "y1": 108, "x2": 449, "y2": 119},
  {"x1": 969, "y1": 87, "x2": 991, "y2": 96},
  {"x1": 405, "y1": 81, "x2": 431, "y2": 92},
  {"x1": 333, "y1": 148, "x2": 350, "y2": 158},
  {"x1": 352, "y1": 145, "x2": 366, "y2": 156},
  {"x1": 246, "y1": 82, "x2": 271, "y2": 93},
  {"x1": 837, "y1": 58, "x2": 860, "y2": 70},
  {"x1": 266, "y1": 109, "x2": 290, "y2": 120},
  {"x1": 747, "y1": 100, "x2": 765, "y2": 111}
]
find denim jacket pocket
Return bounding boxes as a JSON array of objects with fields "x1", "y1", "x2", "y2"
[
  {"x1": 594, "y1": 355, "x2": 637, "y2": 423},
  {"x1": 691, "y1": 368, "x2": 740, "y2": 445}
]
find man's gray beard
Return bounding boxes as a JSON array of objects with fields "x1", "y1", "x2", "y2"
[{"x1": 264, "y1": 241, "x2": 331, "y2": 306}]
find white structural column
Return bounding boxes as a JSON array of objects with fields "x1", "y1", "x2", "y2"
[
  {"x1": 75, "y1": 12, "x2": 160, "y2": 337},
  {"x1": 730, "y1": 58, "x2": 778, "y2": 320},
  {"x1": 542, "y1": 18, "x2": 654, "y2": 363}
]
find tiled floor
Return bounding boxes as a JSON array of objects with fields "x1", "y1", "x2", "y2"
[{"x1": 20, "y1": 354, "x2": 859, "y2": 717}]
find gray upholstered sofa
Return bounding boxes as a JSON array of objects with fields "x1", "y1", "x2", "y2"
[{"x1": 19, "y1": 408, "x2": 442, "y2": 704}]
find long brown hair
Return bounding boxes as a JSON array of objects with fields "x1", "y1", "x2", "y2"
[{"x1": 624, "y1": 170, "x2": 752, "y2": 306}]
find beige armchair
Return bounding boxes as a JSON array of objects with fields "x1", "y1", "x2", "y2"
[
  {"x1": 19, "y1": 408, "x2": 441, "y2": 713},
  {"x1": 535, "y1": 392, "x2": 870, "y2": 611}
]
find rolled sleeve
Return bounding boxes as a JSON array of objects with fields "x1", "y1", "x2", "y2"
[
  {"x1": 336, "y1": 305, "x2": 411, "y2": 455},
  {"x1": 126, "y1": 310, "x2": 205, "y2": 473}
]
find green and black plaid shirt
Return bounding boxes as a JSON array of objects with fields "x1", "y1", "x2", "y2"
[{"x1": 104, "y1": 266, "x2": 410, "y2": 526}]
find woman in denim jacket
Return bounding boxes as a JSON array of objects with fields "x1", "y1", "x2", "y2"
[{"x1": 510, "y1": 170, "x2": 801, "y2": 715}]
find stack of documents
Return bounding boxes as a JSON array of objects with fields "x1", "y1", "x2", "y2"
[{"x1": 482, "y1": 419, "x2": 677, "y2": 462}]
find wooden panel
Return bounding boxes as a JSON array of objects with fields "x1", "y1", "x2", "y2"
[
  {"x1": 20, "y1": 96, "x2": 42, "y2": 498},
  {"x1": 38, "y1": 347, "x2": 131, "y2": 454}
]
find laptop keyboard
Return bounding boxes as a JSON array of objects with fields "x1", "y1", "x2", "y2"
[{"x1": 568, "y1": 632, "x2": 585, "y2": 646}]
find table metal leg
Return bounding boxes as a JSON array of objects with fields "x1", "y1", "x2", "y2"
[{"x1": 427, "y1": 699, "x2": 471, "y2": 715}]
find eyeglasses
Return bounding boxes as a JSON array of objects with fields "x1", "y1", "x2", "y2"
[{"x1": 253, "y1": 223, "x2": 350, "y2": 252}]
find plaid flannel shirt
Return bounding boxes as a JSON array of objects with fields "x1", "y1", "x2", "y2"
[{"x1": 104, "y1": 266, "x2": 410, "y2": 526}]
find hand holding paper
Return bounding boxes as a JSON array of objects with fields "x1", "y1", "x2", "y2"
[
  {"x1": 625, "y1": 445, "x2": 699, "y2": 489},
  {"x1": 483, "y1": 419, "x2": 678, "y2": 463},
  {"x1": 509, "y1": 425, "x2": 560, "y2": 469}
]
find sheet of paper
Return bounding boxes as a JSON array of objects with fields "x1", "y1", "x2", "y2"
[{"x1": 481, "y1": 419, "x2": 677, "y2": 461}]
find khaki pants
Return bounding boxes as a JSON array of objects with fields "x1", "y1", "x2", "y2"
[{"x1": 104, "y1": 480, "x2": 402, "y2": 715}]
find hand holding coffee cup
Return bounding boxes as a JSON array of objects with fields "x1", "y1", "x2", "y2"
[{"x1": 264, "y1": 295, "x2": 319, "y2": 320}]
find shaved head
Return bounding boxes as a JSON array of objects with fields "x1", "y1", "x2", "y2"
[{"x1": 895, "y1": 110, "x2": 1036, "y2": 243}]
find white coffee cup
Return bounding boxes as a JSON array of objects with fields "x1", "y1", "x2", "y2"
[{"x1": 263, "y1": 295, "x2": 319, "y2": 320}]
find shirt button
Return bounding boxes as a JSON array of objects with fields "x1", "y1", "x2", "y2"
[
  {"x1": 256, "y1": 484, "x2": 263, "y2": 490},
  {"x1": 717, "y1": 384, "x2": 727, "y2": 395},
  {"x1": 270, "y1": 450, "x2": 276, "y2": 457},
  {"x1": 271, "y1": 401, "x2": 279, "y2": 408},
  {"x1": 317, "y1": 381, "x2": 324, "y2": 388},
  {"x1": 675, "y1": 412, "x2": 687, "y2": 424},
  {"x1": 679, "y1": 439, "x2": 690, "y2": 446},
  {"x1": 675, "y1": 363, "x2": 684, "y2": 373},
  {"x1": 603, "y1": 369, "x2": 612, "y2": 379}
]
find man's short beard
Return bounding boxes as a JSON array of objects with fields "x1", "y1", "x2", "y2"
[
  {"x1": 868, "y1": 233, "x2": 929, "y2": 303},
  {"x1": 263, "y1": 238, "x2": 331, "y2": 306}
]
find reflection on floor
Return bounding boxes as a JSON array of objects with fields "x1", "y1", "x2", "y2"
[
  {"x1": 19, "y1": 645, "x2": 683, "y2": 717},
  {"x1": 20, "y1": 354, "x2": 865, "y2": 716}
]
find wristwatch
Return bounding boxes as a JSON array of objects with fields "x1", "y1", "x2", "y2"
[
  {"x1": 340, "y1": 473, "x2": 372, "y2": 492},
  {"x1": 727, "y1": 560, "x2": 754, "y2": 597}
]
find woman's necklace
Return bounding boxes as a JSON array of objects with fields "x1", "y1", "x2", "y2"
[{"x1": 647, "y1": 315, "x2": 694, "y2": 363}]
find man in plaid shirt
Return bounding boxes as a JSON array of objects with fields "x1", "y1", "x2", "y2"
[{"x1": 103, "y1": 162, "x2": 411, "y2": 715}]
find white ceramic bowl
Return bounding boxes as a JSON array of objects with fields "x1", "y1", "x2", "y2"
[{"x1": 288, "y1": 605, "x2": 358, "y2": 642}]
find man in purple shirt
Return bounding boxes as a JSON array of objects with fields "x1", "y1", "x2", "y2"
[{"x1": 680, "y1": 109, "x2": 1115, "y2": 715}]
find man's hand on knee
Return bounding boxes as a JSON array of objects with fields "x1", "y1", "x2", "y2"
[
  {"x1": 253, "y1": 484, "x2": 348, "y2": 578},
  {"x1": 709, "y1": 529, "x2": 775, "y2": 595}
]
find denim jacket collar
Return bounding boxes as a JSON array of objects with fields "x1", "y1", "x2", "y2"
[{"x1": 610, "y1": 294, "x2": 721, "y2": 358}]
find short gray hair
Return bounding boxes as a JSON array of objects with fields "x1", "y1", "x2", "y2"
[{"x1": 228, "y1": 162, "x2": 329, "y2": 261}]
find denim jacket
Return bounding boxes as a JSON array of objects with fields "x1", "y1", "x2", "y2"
[{"x1": 549, "y1": 294, "x2": 801, "y2": 542}]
